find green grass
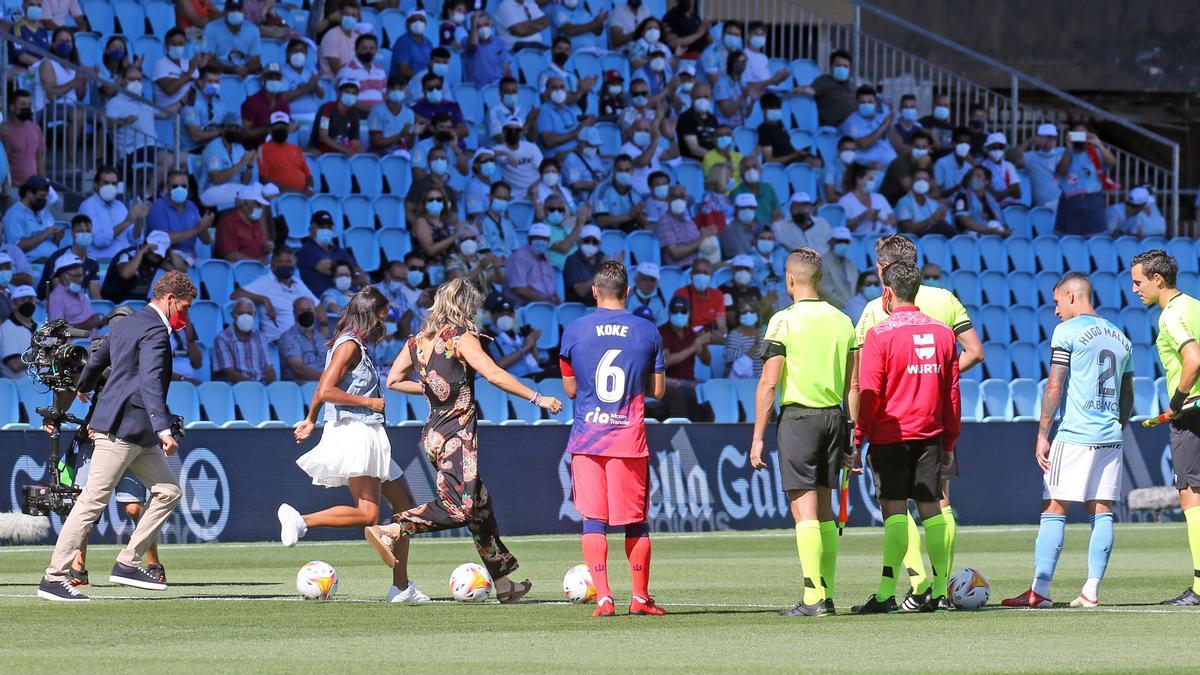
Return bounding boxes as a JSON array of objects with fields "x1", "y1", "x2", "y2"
[{"x1": 0, "y1": 524, "x2": 1196, "y2": 673}]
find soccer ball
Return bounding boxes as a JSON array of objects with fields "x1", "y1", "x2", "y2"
[
  {"x1": 449, "y1": 562, "x2": 493, "y2": 603},
  {"x1": 296, "y1": 561, "x2": 338, "y2": 601},
  {"x1": 562, "y1": 564, "x2": 596, "y2": 604},
  {"x1": 948, "y1": 567, "x2": 991, "y2": 610}
]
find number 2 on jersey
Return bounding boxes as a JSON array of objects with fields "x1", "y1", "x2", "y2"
[
  {"x1": 596, "y1": 349, "x2": 626, "y2": 403},
  {"x1": 1096, "y1": 349, "x2": 1116, "y2": 398}
]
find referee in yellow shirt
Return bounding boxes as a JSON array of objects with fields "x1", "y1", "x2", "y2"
[{"x1": 751, "y1": 247, "x2": 857, "y2": 617}]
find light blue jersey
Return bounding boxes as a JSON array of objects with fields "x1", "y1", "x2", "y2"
[{"x1": 1050, "y1": 314, "x2": 1132, "y2": 445}]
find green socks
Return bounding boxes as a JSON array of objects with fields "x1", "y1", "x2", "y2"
[
  {"x1": 795, "y1": 520, "x2": 824, "y2": 605},
  {"x1": 877, "y1": 514, "x2": 909, "y2": 601},
  {"x1": 903, "y1": 513, "x2": 930, "y2": 593},
  {"x1": 819, "y1": 520, "x2": 838, "y2": 602},
  {"x1": 1186, "y1": 507, "x2": 1200, "y2": 593},
  {"x1": 942, "y1": 505, "x2": 958, "y2": 574},
  {"x1": 922, "y1": 513, "x2": 950, "y2": 599}
]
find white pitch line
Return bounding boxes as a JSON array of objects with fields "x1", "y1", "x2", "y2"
[{"x1": 0, "y1": 523, "x2": 1185, "y2": 554}]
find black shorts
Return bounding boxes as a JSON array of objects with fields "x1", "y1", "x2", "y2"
[
  {"x1": 1170, "y1": 415, "x2": 1200, "y2": 490},
  {"x1": 776, "y1": 406, "x2": 850, "y2": 491},
  {"x1": 870, "y1": 438, "x2": 943, "y2": 502},
  {"x1": 943, "y1": 451, "x2": 959, "y2": 480}
]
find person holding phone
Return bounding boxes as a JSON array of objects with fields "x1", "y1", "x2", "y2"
[{"x1": 1054, "y1": 124, "x2": 1116, "y2": 236}]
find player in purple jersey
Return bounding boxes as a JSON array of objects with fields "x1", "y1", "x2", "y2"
[{"x1": 560, "y1": 261, "x2": 666, "y2": 617}]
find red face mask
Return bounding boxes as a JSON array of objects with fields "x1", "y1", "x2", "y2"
[{"x1": 168, "y1": 300, "x2": 188, "y2": 331}]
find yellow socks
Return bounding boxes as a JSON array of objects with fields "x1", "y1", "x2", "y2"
[
  {"x1": 795, "y1": 520, "x2": 824, "y2": 605},
  {"x1": 903, "y1": 513, "x2": 929, "y2": 593}
]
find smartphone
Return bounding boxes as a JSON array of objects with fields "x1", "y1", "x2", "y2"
[{"x1": 1068, "y1": 131, "x2": 1087, "y2": 143}]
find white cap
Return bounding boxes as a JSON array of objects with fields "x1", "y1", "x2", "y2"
[
  {"x1": 1127, "y1": 186, "x2": 1152, "y2": 206},
  {"x1": 0, "y1": 252, "x2": 12, "y2": 266},
  {"x1": 734, "y1": 193, "x2": 758, "y2": 208},
  {"x1": 731, "y1": 254, "x2": 754, "y2": 269},
  {"x1": 502, "y1": 114, "x2": 523, "y2": 128},
  {"x1": 636, "y1": 262, "x2": 660, "y2": 279},
  {"x1": 269, "y1": 111, "x2": 291, "y2": 125},
  {"x1": 578, "y1": 126, "x2": 601, "y2": 147},
  {"x1": 407, "y1": 9, "x2": 427, "y2": 20},
  {"x1": 261, "y1": 182, "x2": 280, "y2": 199},
  {"x1": 579, "y1": 224, "x2": 602, "y2": 241},
  {"x1": 830, "y1": 226, "x2": 853, "y2": 242},
  {"x1": 54, "y1": 252, "x2": 83, "y2": 274},
  {"x1": 336, "y1": 77, "x2": 361, "y2": 90},
  {"x1": 10, "y1": 284, "x2": 35, "y2": 300},
  {"x1": 528, "y1": 223, "x2": 552, "y2": 239},
  {"x1": 1036, "y1": 123, "x2": 1057, "y2": 137},
  {"x1": 238, "y1": 184, "x2": 269, "y2": 205},
  {"x1": 472, "y1": 147, "x2": 495, "y2": 162},
  {"x1": 679, "y1": 63, "x2": 696, "y2": 76},
  {"x1": 789, "y1": 191, "x2": 813, "y2": 205},
  {"x1": 985, "y1": 132, "x2": 1008, "y2": 148},
  {"x1": 146, "y1": 230, "x2": 172, "y2": 256}
]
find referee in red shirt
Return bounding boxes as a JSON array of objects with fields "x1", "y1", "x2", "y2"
[{"x1": 851, "y1": 261, "x2": 961, "y2": 614}]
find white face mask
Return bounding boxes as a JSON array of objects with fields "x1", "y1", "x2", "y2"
[
  {"x1": 580, "y1": 243, "x2": 599, "y2": 258},
  {"x1": 98, "y1": 184, "x2": 118, "y2": 202},
  {"x1": 334, "y1": 276, "x2": 351, "y2": 291},
  {"x1": 839, "y1": 149, "x2": 856, "y2": 165},
  {"x1": 744, "y1": 168, "x2": 760, "y2": 184},
  {"x1": 235, "y1": 313, "x2": 255, "y2": 332},
  {"x1": 692, "y1": 98, "x2": 712, "y2": 114},
  {"x1": 460, "y1": 239, "x2": 479, "y2": 256},
  {"x1": 734, "y1": 270, "x2": 752, "y2": 286},
  {"x1": 496, "y1": 315, "x2": 515, "y2": 332},
  {"x1": 644, "y1": 28, "x2": 661, "y2": 43},
  {"x1": 478, "y1": 25, "x2": 493, "y2": 40},
  {"x1": 912, "y1": 179, "x2": 930, "y2": 195},
  {"x1": 550, "y1": 89, "x2": 567, "y2": 105},
  {"x1": 289, "y1": 52, "x2": 305, "y2": 68},
  {"x1": 670, "y1": 198, "x2": 687, "y2": 214},
  {"x1": 955, "y1": 142, "x2": 971, "y2": 158},
  {"x1": 988, "y1": 148, "x2": 1005, "y2": 162},
  {"x1": 125, "y1": 80, "x2": 144, "y2": 96}
]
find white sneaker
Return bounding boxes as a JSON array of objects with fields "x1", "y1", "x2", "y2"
[
  {"x1": 277, "y1": 504, "x2": 307, "y2": 547},
  {"x1": 387, "y1": 581, "x2": 432, "y2": 603},
  {"x1": 1070, "y1": 593, "x2": 1099, "y2": 608}
]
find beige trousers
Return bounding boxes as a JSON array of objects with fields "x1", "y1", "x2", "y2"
[{"x1": 45, "y1": 433, "x2": 182, "y2": 581}]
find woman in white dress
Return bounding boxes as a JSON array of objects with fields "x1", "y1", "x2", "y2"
[
  {"x1": 277, "y1": 285, "x2": 430, "y2": 603},
  {"x1": 838, "y1": 162, "x2": 896, "y2": 236}
]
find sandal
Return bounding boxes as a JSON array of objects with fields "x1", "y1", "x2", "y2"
[
  {"x1": 496, "y1": 578, "x2": 533, "y2": 604},
  {"x1": 364, "y1": 526, "x2": 398, "y2": 568},
  {"x1": 146, "y1": 564, "x2": 166, "y2": 583}
]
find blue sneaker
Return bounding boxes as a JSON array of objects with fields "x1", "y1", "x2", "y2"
[
  {"x1": 109, "y1": 562, "x2": 168, "y2": 591},
  {"x1": 37, "y1": 577, "x2": 89, "y2": 602}
]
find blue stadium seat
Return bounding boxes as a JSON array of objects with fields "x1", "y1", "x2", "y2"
[
  {"x1": 188, "y1": 300, "x2": 223, "y2": 344},
  {"x1": 267, "y1": 382, "x2": 305, "y2": 425},
  {"x1": 789, "y1": 129, "x2": 814, "y2": 152},
  {"x1": 600, "y1": 230, "x2": 626, "y2": 261},
  {"x1": 350, "y1": 155, "x2": 383, "y2": 196},
  {"x1": 1156, "y1": 376, "x2": 1169, "y2": 413},
  {"x1": 167, "y1": 381, "x2": 200, "y2": 422},
  {"x1": 198, "y1": 259, "x2": 233, "y2": 301},
  {"x1": 75, "y1": 32, "x2": 102, "y2": 68},
  {"x1": 979, "y1": 270, "x2": 1008, "y2": 305},
  {"x1": 1132, "y1": 343, "x2": 1158, "y2": 379},
  {"x1": 789, "y1": 58, "x2": 820, "y2": 86},
  {"x1": 918, "y1": 235, "x2": 950, "y2": 270},
  {"x1": 978, "y1": 235, "x2": 1006, "y2": 272},
  {"x1": 1181, "y1": 272, "x2": 1200, "y2": 294},
  {"x1": 818, "y1": 203, "x2": 845, "y2": 230},
  {"x1": 594, "y1": 121, "x2": 622, "y2": 156},
  {"x1": 232, "y1": 382, "x2": 274, "y2": 426},
  {"x1": 760, "y1": 164, "x2": 789, "y2": 206},
  {"x1": 403, "y1": 391, "x2": 427, "y2": 426},
  {"x1": 511, "y1": 378, "x2": 543, "y2": 423},
  {"x1": 538, "y1": 378, "x2": 573, "y2": 423},
  {"x1": 674, "y1": 161, "x2": 704, "y2": 200},
  {"x1": 1005, "y1": 237, "x2": 1036, "y2": 273},
  {"x1": 1032, "y1": 236, "x2": 1063, "y2": 273},
  {"x1": 378, "y1": 228, "x2": 411, "y2": 265},
  {"x1": 981, "y1": 379, "x2": 1013, "y2": 422},
  {"x1": 475, "y1": 380, "x2": 509, "y2": 423},
  {"x1": 701, "y1": 379, "x2": 739, "y2": 423},
  {"x1": 814, "y1": 127, "x2": 839, "y2": 165},
  {"x1": 556, "y1": 302, "x2": 588, "y2": 328},
  {"x1": 0, "y1": 380, "x2": 21, "y2": 426},
  {"x1": 1121, "y1": 306, "x2": 1150, "y2": 344},
  {"x1": 1010, "y1": 341, "x2": 1041, "y2": 380},
  {"x1": 627, "y1": 231, "x2": 661, "y2": 266},
  {"x1": 949, "y1": 236, "x2": 980, "y2": 272},
  {"x1": 383, "y1": 388, "x2": 408, "y2": 426},
  {"x1": 318, "y1": 155, "x2": 352, "y2": 194},
  {"x1": 1088, "y1": 237, "x2": 1119, "y2": 272},
  {"x1": 304, "y1": 153, "x2": 321, "y2": 190},
  {"x1": 659, "y1": 266, "x2": 685, "y2": 298},
  {"x1": 114, "y1": 0, "x2": 146, "y2": 36},
  {"x1": 81, "y1": 0, "x2": 115, "y2": 34},
  {"x1": 573, "y1": 51, "x2": 602, "y2": 87},
  {"x1": 1169, "y1": 238, "x2": 1199, "y2": 273},
  {"x1": 1114, "y1": 236, "x2": 1142, "y2": 270},
  {"x1": 732, "y1": 126, "x2": 757, "y2": 156},
  {"x1": 198, "y1": 382, "x2": 236, "y2": 425},
  {"x1": 344, "y1": 227, "x2": 380, "y2": 272},
  {"x1": 1132, "y1": 376, "x2": 1159, "y2": 419},
  {"x1": 1034, "y1": 270, "x2": 1059, "y2": 306},
  {"x1": 375, "y1": 194, "x2": 405, "y2": 231},
  {"x1": 983, "y1": 342, "x2": 1011, "y2": 380},
  {"x1": 309, "y1": 195, "x2": 345, "y2": 234},
  {"x1": 786, "y1": 163, "x2": 818, "y2": 198},
  {"x1": 1059, "y1": 236, "x2": 1088, "y2": 272},
  {"x1": 381, "y1": 156, "x2": 412, "y2": 196},
  {"x1": 600, "y1": 52, "x2": 630, "y2": 83},
  {"x1": 260, "y1": 38, "x2": 285, "y2": 68},
  {"x1": 960, "y1": 380, "x2": 981, "y2": 420},
  {"x1": 785, "y1": 96, "x2": 818, "y2": 133},
  {"x1": 1009, "y1": 272, "x2": 1037, "y2": 307},
  {"x1": 1029, "y1": 206, "x2": 1055, "y2": 236},
  {"x1": 519, "y1": 302, "x2": 559, "y2": 350},
  {"x1": 1010, "y1": 305, "x2": 1038, "y2": 342},
  {"x1": 1091, "y1": 271, "x2": 1120, "y2": 308},
  {"x1": 950, "y1": 270, "x2": 981, "y2": 306},
  {"x1": 275, "y1": 193, "x2": 310, "y2": 240},
  {"x1": 134, "y1": 35, "x2": 164, "y2": 77},
  {"x1": 343, "y1": 194, "x2": 375, "y2": 231},
  {"x1": 233, "y1": 261, "x2": 265, "y2": 288},
  {"x1": 1037, "y1": 305, "x2": 1059, "y2": 342},
  {"x1": 1010, "y1": 378, "x2": 1040, "y2": 421},
  {"x1": 379, "y1": 8, "x2": 407, "y2": 44},
  {"x1": 1003, "y1": 205, "x2": 1031, "y2": 238},
  {"x1": 980, "y1": 304, "x2": 1010, "y2": 343}
]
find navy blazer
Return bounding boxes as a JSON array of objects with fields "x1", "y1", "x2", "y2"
[{"x1": 78, "y1": 306, "x2": 174, "y2": 448}]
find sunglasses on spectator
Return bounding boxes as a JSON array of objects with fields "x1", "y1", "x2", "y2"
[
  {"x1": 581, "y1": 238, "x2": 599, "y2": 245},
  {"x1": 923, "y1": 274, "x2": 940, "y2": 281}
]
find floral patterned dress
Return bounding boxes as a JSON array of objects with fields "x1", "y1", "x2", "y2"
[{"x1": 390, "y1": 325, "x2": 518, "y2": 580}]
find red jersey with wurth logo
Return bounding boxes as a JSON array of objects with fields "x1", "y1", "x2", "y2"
[{"x1": 856, "y1": 305, "x2": 961, "y2": 452}]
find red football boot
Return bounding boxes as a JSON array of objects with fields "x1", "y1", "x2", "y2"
[
  {"x1": 629, "y1": 595, "x2": 666, "y2": 616},
  {"x1": 1000, "y1": 588, "x2": 1053, "y2": 608},
  {"x1": 593, "y1": 596, "x2": 616, "y2": 617}
]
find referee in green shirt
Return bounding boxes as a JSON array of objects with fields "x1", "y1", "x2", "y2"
[{"x1": 751, "y1": 247, "x2": 857, "y2": 617}]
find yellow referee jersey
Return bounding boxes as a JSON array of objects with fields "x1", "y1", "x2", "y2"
[
  {"x1": 762, "y1": 298, "x2": 856, "y2": 408},
  {"x1": 854, "y1": 285, "x2": 973, "y2": 348}
]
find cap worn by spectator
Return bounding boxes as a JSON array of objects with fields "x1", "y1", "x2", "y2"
[
  {"x1": 407, "y1": 9, "x2": 427, "y2": 21},
  {"x1": 789, "y1": 192, "x2": 813, "y2": 205},
  {"x1": 669, "y1": 295, "x2": 690, "y2": 313},
  {"x1": 731, "y1": 254, "x2": 754, "y2": 270},
  {"x1": 0, "y1": 252, "x2": 11, "y2": 266},
  {"x1": 1127, "y1": 187, "x2": 1152, "y2": 206},
  {"x1": 528, "y1": 223, "x2": 552, "y2": 239},
  {"x1": 1036, "y1": 123, "x2": 1057, "y2": 137},
  {"x1": 22, "y1": 175, "x2": 50, "y2": 193},
  {"x1": 147, "y1": 230, "x2": 172, "y2": 256},
  {"x1": 502, "y1": 114, "x2": 523, "y2": 129},
  {"x1": 830, "y1": 226, "x2": 853, "y2": 242},
  {"x1": 270, "y1": 111, "x2": 291, "y2": 125},
  {"x1": 312, "y1": 210, "x2": 334, "y2": 226},
  {"x1": 472, "y1": 148, "x2": 495, "y2": 162},
  {"x1": 458, "y1": 223, "x2": 480, "y2": 238},
  {"x1": 10, "y1": 285, "x2": 35, "y2": 300},
  {"x1": 54, "y1": 252, "x2": 82, "y2": 274},
  {"x1": 734, "y1": 193, "x2": 758, "y2": 208},
  {"x1": 636, "y1": 262, "x2": 660, "y2": 280},
  {"x1": 985, "y1": 132, "x2": 1008, "y2": 148},
  {"x1": 579, "y1": 127, "x2": 601, "y2": 147},
  {"x1": 337, "y1": 77, "x2": 361, "y2": 91},
  {"x1": 604, "y1": 70, "x2": 623, "y2": 84},
  {"x1": 264, "y1": 63, "x2": 282, "y2": 75},
  {"x1": 261, "y1": 183, "x2": 280, "y2": 199},
  {"x1": 238, "y1": 185, "x2": 269, "y2": 205},
  {"x1": 679, "y1": 63, "x2": 696, "y2": 76},
  {"x1": 579, "y1": 224, "x2": 602, "y2": 241},
  {"x1": 484, "y1": 290, "x2": 508, "y2": 313}
]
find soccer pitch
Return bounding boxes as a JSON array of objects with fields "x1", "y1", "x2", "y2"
[{"x1": 0, "y1": 523, "x2": 1195, "y2": 673}]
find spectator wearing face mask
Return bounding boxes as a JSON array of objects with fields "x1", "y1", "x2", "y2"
[
  {"x1": 889, "y1": 93, "x2": 924, "y2": 153},
  {"x1": 258, "y1": 112, "x2": 312, "y2": 194},
  {"x1": 242, "y1": 64, "x2": 292, "y2": 148},
  {"x1": 464, "y1": 11, "x2": 514, "y2": 87},
  {"x1": 475, "y1": 181, "x2": 520, "y2": 261},
  {"x1": 757, "y1": 92, "x2": 815, "y2": 166},
  {"x1": 748, "y1": 230, "x2": 780, "y2": 292},
  {"x1": 537, "y1": 76, "x2": 596, "y2": 158},
  {"x1": 182, "y1": 67, "x2": 227, "y2": 153},
  {"x1": 540, "y1": 38, "x2": 596, "y2": 106},
  {"x1": 703, "y1": 126, "x2": 742, "y2": 189},
  {"x1": 840, "y1": 85, "x2": 897, "y2": 168},
  {"x1": 966, "y1": 103, "x2": 989, "y2": 156},
  {"x1": 389, "y1": 9, "x2": 432, "y2": 81},
  {"x1": 563, "y1": 127, "x2": 610, "y2": 199},
  {"x1": 674, "y1": 257, "x2": 726, "y2": 334},
  {"x1": 410, "y1": 184, "x2": 456, "y2": 265},
  {"x1": 895, "y1": 167, "x2": 954, "y2": 237},
  {"x1": 620, "y1": 118, "x2": 676, "y2": 197},
  {"x1": 845, "y1": 270, "x2": 881, "y2": 324},
  {"x1": 319, "y1": 260, "x2": 360, "y2": 325},
  {"x1": 599, "y1": 70, "x2": 628, "y2": 121},
  {"x1": 493, "y1": 114, "x2": 545, "y2": 198},
  {"x1": 663, "y1": 0, "x2": 709, "y2": 57},
  {"x1": 933, "y1": 126, "x2": 975, "y2": 194},
  {"x1": 319, "y1": 0, "x2": 364, "y2": 78},
  {"x1": 296, "y1": 210, "x2": 361, "y2": 296},
  {"x1": 617, "y1": 77, "x2": 659, "y2": 136},
  {"x1": 591, "y1": 154, "x2": 646, "y2": 232},
  {"x1": 658, "y1": 184, "x2": 711, "y2": 268},
  {"x1": 609, "y1": 0, "x2": 652, "y2": 50},
  {"x1": 38, "y1": 215, "x2": 100, "y2": 300},
  {"x1": 0, "y1": 253, "x2": 17, "y2": 320},
  {"x1": 714, "y1": 50, "x2": 757, "y2": 128},
  {"x1": 531, "y1": 157, "x2": 577, "y2": 212},
  {"x1": 310, "y1": 78, "x2": 363, "y2": 156},
  {"x1": 545, "y1": 194, "x2": 590, "y2": 271},
  {"x1": 232, "y1": 246, "x2": 321, "y2": 343},
  {"x1": 0, "y1": 285, "x2": 37, "y2": 377},
  {"x1": 818, "y1": 227, "x2": 856, "y2": 309},
  {"x1": 335, "y1": 34, "x2": 387, "y2": 114},
  {"x1": 47, "y1": 252, "x2": 101, "y2": 331},
  {"x1": 108, "y1": 63, "x2": 174, "y2": 193},
  {"x1": 731, "y1": 156, "x2": 779, "y2": 225},
  {"x1": 277, "y1": 296, "x2": 325, "y2": 382},
  {"x1": 485, "y1": 295, "x2": 549, "y2": 380},
  {"x1": 487, "y1": 77, "x2": 530, "y2": 145},
  {"x1": 839, "y1": 163, "x2": 895, "y2": 235},
  {"x1": 200, "y1": 111, "x2": 257, "y2": 209},
  {"x1": 563, "y1": 224, "x2": 613, "y2": 306},
  {"x1": 464, "y1": 148, "x2": 498, "y2": 218},
  {"x1": 4, "y1": 175, "x2": 61, "y2": 262},
  {"x1": 281, "y1": 39, "x2": 324, "y2": 120},
  {"x1": 154, "y1": 28, "x2": 212, "y2": 111},
  {"x1": 724, "y1": 300, "x2": 763, "y2": 380},
  {"x1": 213, "y1": 297, "x2": 276, "y2": 383},
  {"x1": 676, "y1": 83, "x2": 718, "y2": 161},
  {"x1": 722, "y1": 192, "x2": 765, "y2": 258},
  {"x1": 879, "y1": 130, "x2": 936, "y2": 205},
  {"x1": 633, "y1": 46, "x2": 673, "y2": 100},
  {"x1": 548, "y1": 0, "x2": 608, "y2": 52},
  {"x1": 147, "y1": 169, "x2": 213, "y2": 262},
  {"x1": 952, "y1": 165, "x2": 1011, "y2": 237},
  {"x1": 720, "y1": 254, "x2": 765, "y2": 326},
  {"x1": 629, "y1": 262, "x2": 668, "y2": 325},
  {"x1": 981, "y1": 132, "x2": 1021, "y2": 207},
  {"x1": 1053, "y1": 125, "x2": 1116, "y2": 236},
  {"x1": 822, "y1": 135, "x2": 857, "y2": 204},
  {"x1": 699, "y1": 21, "x2": 741, "y2": 83},
  {"x1": 1012, "y1": 123, "x2": 1064, "y2": 208},
  {"x1": 368, "y1": 78, "x2": 416, "y2": 156},
  {"x1": 405, "y1": 144, "x2": 459, "y2": 227},
  {"x1": 796, "y1": 50, "x2": 855, "y2": 128},
  {"x1": 506, "y1": 223, "x2": 559, "y2": 307},
  {"x1": 78, "y1": 165, "x2": 148, "y2": 261},
  {"x1": 772, "y1": 192, "x2": 830, "y2": 256},
  {"x1": 202, "y1": 0, "x2": 263, "y2": 76},
  {"x1": 1106, "y1": 186, "x2": 1164, "y2": 238},
  {"x1": 215, "y1": 184, "x2": 272, "y2": 263},
  {"x1": 918, "y1": 93, "x2": 954, "y2": 152},
  {"x1": 0, "y1": 90, "x2": 45, "y2": 189},
  {"x1": 100, "y1": 230, "x2": 181, "y2": 303},
  {"x1": 406, "y1": 46, "x2": 457, "y2": 104},
  {"x1": 644, "y1": 170, "x2": 672, "y2": 224},
  {"x1": 446, "y1": 223, "x2": 504, "y2": 296},
  {"x1": 373, "y1": 255, "x2": 424, "y2": 328},
  {"x1": 657, "y1": 294, "x2": 711, "y2": 420},
  {"x1": 742, "y1": 22, "x2": 789, "y2": 88}
]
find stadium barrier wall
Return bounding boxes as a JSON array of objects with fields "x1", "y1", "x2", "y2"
[{"x1": 0, "y1": 423, "x2": 1179, "y2": 545}]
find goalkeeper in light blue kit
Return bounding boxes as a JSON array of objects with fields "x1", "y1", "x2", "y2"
[{"x1": 1003, "y1": 272, "x2": 1133, "y2": 609}]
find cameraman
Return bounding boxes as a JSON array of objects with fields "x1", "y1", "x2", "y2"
[{"x1": 38, "y1": 271, "x2": 196, "y2": 602}]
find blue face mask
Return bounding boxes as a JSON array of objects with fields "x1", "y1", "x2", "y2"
[
  {"x1": 0, "y1": 270, "x2": 11, "y2": 285},
  {"x1": 315, "y1": 228, "x2": 334, "y2": 246},
  {"x1": 614, "y1": 172, "x2": 632, "y2": 187},
  {"x1": 858, "y1": 102, "x2": 876, "y2": 117},
  {"x1": 426, "y1": 199, "x2": 445, "y2": 215},
  {"x1": 490, "y1": 197, "x2": 509, "y2": 214},
  {"x1": 716, "y1": 135, "x2": 732, "y2": 150},
  {"x1": 67, "y1": 281, "x2": 83, "y2": 294},
  {"x1": 652, "y1": 184, "x2": 669, "y2": 200},
  {"x1": 26, "y1": 5, "x2": 43, "y2": 21},
  {"x1": 429, "y1": 158, "x2": 449, "y2": 175},
  {"x1": 431, "y1": 62, "x2": 449, "y2": 77},
  {"x1": 480, "y1": 161, "x2": 496, "y2": 177},
  {"x1": 73, "y1": 232, "x2": 93, "y2": 248},
  {"x1": 546, "y1": 210, "x2": 565, "y2": 225},
  {"x1": 691, "y1": 274, "x2": 711, "y2": 291},
  {"x1": 765, "y1": 108, "x2": 782, "y2": 123},
  {"x1": 203, "y1": 83, "x2": 220, "y2": 97},
  {"x1": 934, "y1": 105, "x2": 950, "y2": 121},
  {"x1": 862, "y1": 284, "x2": 882, "y2": 300},
  {"x1": 170, "y1": 185, "x2": 189, "y2": 204},
  {"x1": 740, "y1": 312, "x2": 757, "y2": 327},
  {"x1": 723, "y1": 35, "x2": 742, "y2": 51},
  {"x1": 633, "y1": 131, "x2": 651, "y2": 147},
  {"x1": 530, "y1": 239, "x2": 549, "y2": 255},
  {"x1": 426, "y1": 89, "x2": 444, "y2": 104},
  {"x1": 832, "y1": 65, "x2": 850, "y2": 82},
  {"x1": 406, "y1": 270, "x2": 424, "y2": 287},
  {"x1": 341, "y1": 15, "x2": 358, "y2": 32},
  {"x1": 265, "y1": 79, "x2": 284, "y2": 94},
  {"x1": 388, "y1": 89, "x2": 405, "y2": 104},
  {"x1": 901, "y1": 108, "x2": 918, "y2": 121},
  {"x1": 832, "y1": 242, "x2": 850, "y2": 257},
  {"x1": 226, "y1": 11, "x2": 244, "y2": 26},
  {"x1": 340, "y1": 92, "x2": 358, "y2": 107},
  {"x1": 669, "y1": 312, "x2": 688, "y2": 328},
  {"x1": 502, "y1": 93, "x2": 518, "y2": 108}
]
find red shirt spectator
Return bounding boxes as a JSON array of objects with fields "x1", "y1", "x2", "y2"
[
  {"x1": 674, "y1": 284, "x2": 724, "y2": 330},
  {"x1": 856, "y1": 306, "x2": 961, "y2": 452},
  {"x1": 660, "y1": 322, "x2": 699, "y2": 381},
  {"x1": 241, "y1": 80, "x2": 291, "y2": 150},
  {"x1": 0, "y1": 105, "x2": 46, "y2": 187},
  {"x1": 259, "y1": 115, "x2": 312, "y2": 193},
  {"x1": 215, "y1": 191, "x2": 270, "y2": 262}
]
